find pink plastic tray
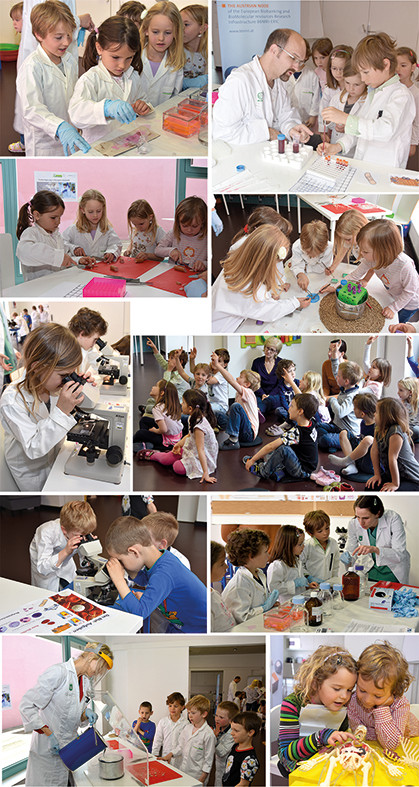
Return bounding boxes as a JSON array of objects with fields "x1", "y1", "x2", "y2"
[{"x1": 82, "y1": 277, "x2": 126, "y2": 298}]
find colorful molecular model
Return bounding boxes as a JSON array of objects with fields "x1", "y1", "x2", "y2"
[{"x1": 262, "y1": 140, "x2": 312, "y2": 169}]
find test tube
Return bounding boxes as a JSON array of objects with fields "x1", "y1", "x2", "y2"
[
  {"x1": 277, "y1": 134, "x2": 286, "y2": 154},
  {"x1": 292, "y1": 134, "x2": 300, "y2": 154}
]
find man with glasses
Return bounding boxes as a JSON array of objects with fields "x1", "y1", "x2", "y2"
[{"x1": 213, "y1": 28, "x2": 313, "y2": 145}]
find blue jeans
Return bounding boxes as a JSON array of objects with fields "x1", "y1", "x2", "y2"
[
  {"x1": 317, "y1": 422, "x2": 342, "y2": 452},
  {"x1": 398, "y1": 307, "x2": 418, "y2": 323},
  {"x1": 259, "y1": 444, "x2": 309, "y2": 480},
  {"x1": 227, "y1": 402, "x2": 254, "y2": 442},
  {"x1": 211, "y1": 403, "x2": 228, "y2": 430},
  {"x1": 257, "y1": 394, "x2": 282, "y2": 415}
]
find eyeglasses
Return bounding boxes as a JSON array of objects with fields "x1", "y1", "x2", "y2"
[{"x1": 276, "y1": 45, "x2": 305, "y2": 68}]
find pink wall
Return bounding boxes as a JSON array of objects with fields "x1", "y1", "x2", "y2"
[
  {"x1": 16, "y1": 159, "x2": 207, "y2": 239},
  {"x1": 3, "y1": 636, "x2": 63, "y2": 730}
]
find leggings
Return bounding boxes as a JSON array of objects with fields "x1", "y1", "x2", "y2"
[{"x1": 150, "y1": 449, "x2": 187, "y2": 475}]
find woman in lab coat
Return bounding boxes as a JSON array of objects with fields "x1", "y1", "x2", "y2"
[
  {"x1": 20, "y1": 642, "x2": 113, "y2": 787},
  {"x1": 342, "y1": 495, "x2": 410, "y2": 584}
]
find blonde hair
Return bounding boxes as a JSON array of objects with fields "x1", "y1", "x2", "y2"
[
  {"x1": 301, "y1": 371, "x2": 325, "y2": 403},
  {"x1": 231, "y1": 206, "x2": 292, "y2": 245},
  {"x1": 17, "y1": 324, "x2": 82, "y2": 410},
  {"x1": 83, "y1": 642, "x2": 114, "y2": 668},
  {"x1": 10, "y1": 2, "x2": 23, "y2": 19},
  {"x1": 398, "y1": 377, "x2": 419, "y2": 416},
  {"x1": 334, "y1": 209, "x2": 368, "y2": 263},
  {"x1": 300, "y1": 220, "x2": 329, "y2": 256},
  {"x1": 60, "y1": 501, "x2": 97, "y2": 535},
  {"x1": 127, "y1": 199, "x2": 158, "y2": 242},
  {"x1": 357, "y1": 219, "x2": 403, "y2": 270},
  {"x1": 264, "y1": 337, "x2": 283, "y2": 355},
  {"x1": 142, "y1": 511, "x2": 179, "y2": 547},
  {"x1": 240, "y1": 369, "x2": 261, "y2": 392},
  {"x1": 140, "y1": 1, "x2": 185, "y2": 71},
  {"x1": 221, "y1": 224, "x2": 290, "y2": 301},
  {"x1": 357, "y1": 641, "x2": 414, "y2": 697},
  {"x1": 338, "y1": 361, "x2": 363, "y2": 386},
  {"x1": 105, "y1": 515, "x2": 153, "y2": 554},
  {"x1": 294, "y1": 646, "x2": 357, "y2": 705},
  {"x1": 353, "y1": 32, "x2": 397, "y2": 74},
  {"x1": 31, "y1": 0, "x2": 76, "y2": 38},
  {"x1": 181, "y1": 5, "x2": 208, "y2": 59},
  {"x1": 186, "y1": 694, "x2": 210, "y2": 713},
  {"x1": 76, "y1": 190, "x2": 109, "y2": 234},
  {"x1": 376, "y1": 397, "x2": 412, "y2": 443}
]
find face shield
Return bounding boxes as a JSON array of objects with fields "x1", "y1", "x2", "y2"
[{"x1": 84, "y1": 643, "x2": 113, "y2": 688}]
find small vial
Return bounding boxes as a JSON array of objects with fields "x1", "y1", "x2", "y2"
[
  {"x1": 277, "y1": 133, "x2": 286, "y2": 154},
  {"x1": 332, "y1": 583, "x2": 345, "y2": 609},
  {"x1": 292, "y1": 134, "x2": 300, "y2": 154}
]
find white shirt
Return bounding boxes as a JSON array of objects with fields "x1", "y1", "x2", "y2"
[
  {"x1": 408, "y1": 82, "x2": 419, "y2": 145},
  {"x1": 290, "y1": 238, "x2": 333, "y2": 277},
  {"x1": 30, "y1": 519, "x2": 77, "y2": 590},
  {"x1": 152, "y1": 715, "x2": 189, "y2": 768},
  {"x1": 213, "y1": 55, "x2": 301, "y2": 145},
  {"x1": 283, "y1": 67, "x2": 320, "y2": 123},
  {"x1": 208, "y1": 372, "x2": 229, "y2": 411},
  {"x1": 349, "y1": 251, "x2": 419, "y2": 313},
  {"x1": 221, "y1": 566, "x2": 269, "y2": 623},
  {"x1": 345, "y1": 510, "x2": 410, "y2": 584},
  {"x1": 173, "y1": 721, "x2": 215, "y2": 784},
  {"x1": 62, "y1": 224, "x2": 122, "y2": 259},
  {"x1": 326, "y1": 90, "x2": 366, "y2": 153},
  {"x1": 301, "y1": 537, "x2": 341, "y2": 584},
  {"x1": 16, "y1": 225, "x2": 71, "y2": 282},
  {"x1": 227, "y1": 680, "x2": 238, "y2": 702},
  {"x1": 17, "y1": 45, "x2": 78, "y2": 157},
  {"x1": 267, "y1": 557, "x2": 304, "y2": 596},
  {"x1": 68, "y1": 61, "x2": 148, "y2": 144},
  {"x1": 31, "y1": 309, "x2": 41, "y2": 329},
  {"x1": 211, "y1": 588, "x2": 235, "y2": 632},
  {"x1": 138, "y1": 51, "x2": 183, "y2": 106},
  {"x1": 212, "y1": 270, "x2": 300, "y2": 333}
]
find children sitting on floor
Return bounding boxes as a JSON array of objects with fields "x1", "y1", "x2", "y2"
[
  {"x1": 210, "y1": 352, "x2": 261, "y2": 450},
  {"x1": 328, "y1": 392, "x2": 377, "y2": 476},
  {"x1": 317, "y1": 361, "x2": 363, "y2": 452}
]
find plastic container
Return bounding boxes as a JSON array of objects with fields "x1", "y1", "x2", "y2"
[
  {"x1": 318, "y1": 583, "x2": 333, "y2": 616},
  {"x1": 198, "y1": 108, "x2": 208, "y2": 146},
  {"x1": 178, "y1": 97, "x2": 207, "y2": 115},
  {"x1": 277, "y1": 134, "x2": 286, "y2": 154},
  {"x1": 335, "y1": 287, "x2": 367, "y2": 321},
  {"x1": 290, "y1": 595, "x2": 308, "y2": 631},
  {"x1": 0, "y1": 44, "x2": 19, "y2": 62},
  {"x1": 263, "y1": 601, "x2": 293, "y2": 631},
  {"x1": 82, "y1": 278, "x2": 126, "y2": 298},
  {"x1": 342, "y1": 566, "x2": 360, "y2": 601},
  {"x1": 354, "y1": 564, "x2": 367, "y2": 597},
  {"x1": 59, "y1": 727, "x2": 106, "y2": 771},
  {"x1": 305, "y1": 592, "x2": 323, "y2": 626},
  {"x1": 332, "y1": 583, "x2": 345, "y2": 609},
  {"x1": 162, "y1": 107, "x2": 200, "y2": 137}
]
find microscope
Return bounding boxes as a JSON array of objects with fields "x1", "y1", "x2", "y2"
[
  {"x1": 95, "y1": 338, "x2": 129, "y2": 397},
  {"x1": 63, "y1": 372, "x2": 129, "y2": 484},
  {"x1": 74, "y1": 534, "x2": 118, "y2": 606}
]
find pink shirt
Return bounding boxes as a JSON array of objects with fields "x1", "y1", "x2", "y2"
[
  {"x1": 152, "y1": 404, "x2": 182, "y2": 447},
  {"x1": 155, "y1": 229, "x2": 207, "y2": 268},
  {"x1": 236, "y1": 386, "x2": 259, "y2": 438},
  {"x1": 348, "y1": 693, "x2": 419, "y2": 749}
]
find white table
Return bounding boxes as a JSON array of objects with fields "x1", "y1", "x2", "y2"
[
  {"x1": 72, "y1": 90, "x2": 207, "y2": 158},
  {"x1": 295, "y1": 195, "x2": 391, "y2": 241},
  {"x1": 42, "y1": 438, "x2": 131, "y2": 493},
  {"x1": 212, "y1": 139, "x2": 419, "y2": 194},
  {"x1": 234, "y1": 260, "x2": 397, "y2": 334},
  {"x1": 0, "y1": 578, "x2": 142, "y2": 633},
  {"x1": 2, "y1": 262, "x2": 183, "y2": 298}
]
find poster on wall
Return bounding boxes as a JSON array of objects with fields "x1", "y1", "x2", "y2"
[
  {"x1": 2, "y1": 685, "x2": 11, "y2": 708},
  {"x1": 34, "y1": 171, "x2": 78, "y2": 201},
  {"x1": 216, "y1": 0, "x2": 301, "y2": 76}
]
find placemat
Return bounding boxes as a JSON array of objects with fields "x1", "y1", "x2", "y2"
[{"x1": 319, "y1": 292, "x2": 385, "y2": 333}]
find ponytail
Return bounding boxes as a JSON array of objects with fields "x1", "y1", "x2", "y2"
[
  {"x1": 183, "y1": 388, "x2": 217, "y2": 432},
  {"x1": 17, "y1": 202, "x2": 33, "y2": 239},
  {"x1": 17, "y1": 190, "x2": 64, "y2": 239}
]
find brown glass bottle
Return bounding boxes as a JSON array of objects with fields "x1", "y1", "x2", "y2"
[
  {"x1": 342, "y1": 568, "x2": 360, "y2": 601},
  {"x1": 305, "y1": 592, "x2": 323, "y2": 627}
]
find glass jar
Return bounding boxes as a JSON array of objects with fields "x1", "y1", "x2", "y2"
[
  {"x1": 277, "y1": 133, "x2": 286, "y2": 154},
  {"x1": 354, "y1": 564, "x2": 367, "y2": 597},
  {"x1": 305, "y1": 592, "x2": 323, "y2": 627},
  {"x1": 332, "y1": 583, "x2": 345, "y2": 609},
  {"x1": 290, "y1": 595, "x2": 308, "y2": 631},
  {"x1": 318, "y1": 583, "x2": 333, "y2": 616},
  {"x1": 292, "y1": 133, "x2": 300, "y2": 154},
  {"x1": 342, "y1": 567, "x2": 360, "y2": 601}
]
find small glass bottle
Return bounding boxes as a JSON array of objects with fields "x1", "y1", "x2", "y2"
[
  {"x1": 342, "y1": 565, "x2": 360, "y2": 601},
  {"x1": 318, "y1": 582, "x2": 333, "y2": 616},
  {"x1": 292, "y1": 133, "x2": 300, "y2": 154},
  {"x1": 305, "y1": 591, "x2": 323, "y2": 627},
  {"x1": 290, "y1": 595, "x2": 308, "y2": 631},
  {"x1": 277, "y1": 133, "x2": 286, "y2": 154},
  {"x1": 332, "y1": 583, "x2": 345, "y2": 609},
  {"x1": 354, "y1": 564, "x2": 367, "y2": 597}
]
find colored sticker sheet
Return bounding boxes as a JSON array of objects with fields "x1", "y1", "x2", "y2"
[
  {"x1": 127, "y1": 761, "x2": 183, "y2": 785},
  {"x1": 146, "y1": 266, "x2": 198, "y2": 296},
  {"x1": 0, "y1": 590, "x2": 111, "y2": 635},
  {"x1": 80, "y1": 256, "x2": 160, "y2": 280},
  {"x1": 321, "y1": 202, "x2": 387, "y2": 215}
]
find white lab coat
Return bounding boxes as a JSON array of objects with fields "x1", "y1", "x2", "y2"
[
  {"x1": 62, "y1": 224, "x2": 122, "y2": 259},
  {"x1": 221, "y1": 566, "x2": 269, "y2": 623},
  {"x1": 16, "y1": 45, "x2": 78, "y2": 157},
  {"x1": 138, "y1": 52, "x2": 184, "y2": 106},
  {"x1": 20, "y1": 659, "x2": 89, "y2": 787},
  {"x1": 212, "y1": 270, "x2": 300, "y2": 333},
  {"x1": 16, "y1": 224, "x2": 72, "y2": 282},
  {"x1": 283, "y1": 68, "x2": 320, "y2": 124},
  {"x1": 300, "y1": 537, "x2": 341, "y2": 584},
  {"x1": 213, "y1": 55, "x2": 301, "y2": 145},
  {"x1": 267, "y1": 557, "x2": 304, "y2": 596},
  {"x1": 345, "y1": 510, "x2": 410, "y2": 584},
  {"x1": 326, "y1": 91, "x2": 366, "y2": 153},
  {"x1": 31, "y1": 309, "x2": 41, "y2": 329},
  {"x1": 227, "y1": 680, "x2": 238, "y2": 702},
  {"x1": 13, "y1": 315, "x2": 29, "y2": 341},
  {"x1": 173, "y1": 721, "x2": 215, "y2": 784},
  {"x1": 337, "y1": 77, "x2": 415, "y2": 168},
  {"x1": 214, "y1": 727, "x2": 235, "y2": 786},
  {"x1": 211, "y1": 587, "x2": 235, "y2": 632},
  {"x1": 69, "y1": 60, "x2": 149, "y2": 144},
  {"x1": 39, "y1": 309, "x2": 50, "y2": 323},
  {"x1": 30, "y1": 518, "x2": 77, "y2": 590},
  {"x1": 151, "y1": 715, "x2": 188, "y2": 768},
  {"x1": 290, "y1": 238, "x2": 333, "y2": 276},
  {"x1": 0, "y1": 382, "x2": 76, "y2": 491}
]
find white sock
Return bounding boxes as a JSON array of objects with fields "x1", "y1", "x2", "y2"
[
  {"x1": 328, "y1": 453, "x2": 351, "y2": 468},
  {"x1": 342, "y1": 462, "x2": 358, "y2": 475}
]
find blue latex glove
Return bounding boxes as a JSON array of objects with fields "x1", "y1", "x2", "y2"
[
  {"x1": 85, "y1": 709, "x2": 98, "y2": 725},
  {"x1": 306, "y1": 575, "x2": 322, "y2": 584},
  {"x1": 184, "y1": 278, "x2": 207, "y2": 297},
  {"x1": 262, "y1": 589, "x2": 279, "y2": 612},
  {"x1": 340, "y1": 550, "x2": 352, "y2": 566},
  {"x1": 182, "y1": 74, "x2": 208, "y2": 90},
  {"x1": 56, "y1": 122, "x2": 91, "y2": 156},
  {"x1": 294, "y1": 577, "x2": 308, "y2": 589},
  {"x1": 77, "y1": 27, "x2": 86, "y2": 46},
  {"x1": 48, "y1": 733, "x2": 60, "y2": 754},
  {"x1": 211, "y1": 209, "x2": 223, "y2": 236},
  {"x1": 104, "y1": 99, "x2": 136, "y2": 124}
]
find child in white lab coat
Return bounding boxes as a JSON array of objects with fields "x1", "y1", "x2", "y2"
[
  {"x1": 213, "y1": 702, "x2": 239, "y2": 785},
  {"x1": 322, "y1": 62, "x2": 367, "y2": 154},
  {"x1": 396, "y1": 47, "x2": 419, "y2": 161},
  {"x1": 211, "y1": 541, "x2": 235, "y2": 632},
  {"x1": 221, "y1": 528, "x2": 279, "y2": 624},
  {"x1": 283, "y1": 39, "x2": 320, "y2": 128},
  {"x1": 30, "y1": 500, "x2": 97, "y2": 590},
  {"x1": 318, "y1": 44, "x2": 353, "y2": 133},
  {"x1": 301, "y1": 510, "x2": 341, "y2": 585},
  {"x1": 290, "y1": 220, "x2": 333, "y2": 292},
  {"x1": 152, "y1": 692, "x2": 188, "y2": 767},
  {"x1": 16, "y1": 190, "x2": 77, "y2": 281},
  {"x1": 164, "y1": 695, "x2": 215, "y2": 785},
  {"x1": 212, "y1": 224, "x2": 309, "y2": 333},
  {"x1": 62, "y1": 189, "x2": 122, "y2": 262},
  {"x1": 155, "y1": 196, "x2": 207, "y2": 271},
  {"x1": 16, "y1": 0, "x2": 90, "y2": 157},
  {"x1": 69, "y1": 16, "x2": 151, "y2": 145},
  {"x1": 181, "y1": 4, "x2": 208, "y2": 89},
  {"x1": 267, "y1": 525, "x2": 316, "y2": 596},
  {"x1": 311, "y1": 37, "x2": 333, "y2": 92},
  {"x1": 321, "y1": 33, "x2": 416, "y2": 168},
  {"x1": 0, "y1": 323, "x2": 85, "y2": 491},
  {"x1": 139, "y1": 1, "x2": 185, "y2": 105},
  {"x1": 124, "y1": 199, "x2": 165, "y2": 260}
]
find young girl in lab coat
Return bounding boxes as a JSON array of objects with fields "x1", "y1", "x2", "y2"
[
  {"x1": 221, "y1": 528, "x2": 278, "y2": 624},
  {"x1": 322, "y1": 62, "x2": 367, "y2": 154},
  {"x1": 124, "y1": 199, "x2": 165, "y2": 260},
  {"x1": 139, "y1": 1, "x2": 185, "y2": 105},
  {"x1": 230, "y1": 206, "x2": 292, "y2": 251},
  {"x1": 0, "y1": 323, "x2": 85, "y2": 492},
  {"x1": 62, "y1": 189, "x2": 122, "y2": 262},
  {"x1": 267, "y1": 525, "x2": 316, "y2": 596},
  {"x1": 396, "y1": 47, "x2": 419, "y2": 161},
  {"x1": 318, "y1": 44, "x2": 353, "y2": 133},
  {"x1": 350, "y1": 219, "x2": 419, "y2": 323},
  {"x1": 212, "y1": 224, "x2": 310, "y2": 333},
  {"x1": 181, "y1": 4, "x2": 208, "y2": 89},
  {"x1": 284, "y1": 39, "x2": 320, "y2": 129},
  {"x1": 68, "y1": 16, "x2": 151, "y2": 145},
  {"x1": 311, "y1": 37, "x2": 333, "y2": 92},
  {"x1": 16, "y1": 190, "x2": 76, "y2": 281},
  {"x1": 155, "y1": 196, "x2": 207, "y2": 271},
  {"x1": 211, "y1": 540, "x2": 235, "y2": 632}
]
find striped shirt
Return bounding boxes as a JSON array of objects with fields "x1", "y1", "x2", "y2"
[
  {"x1": 278, "y1": 692, "x2": 348, "y2": 773},
  {"x1": 348, "y1": 694, "x2": 419, "y2": 750}
]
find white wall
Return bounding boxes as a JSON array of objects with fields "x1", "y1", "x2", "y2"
[{"x1": 190, "y1": 651, "x2": 265, "y2": 700}]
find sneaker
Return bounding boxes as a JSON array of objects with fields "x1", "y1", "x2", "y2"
[
  {"x1": 319, "y1": 466, "x2": 340, "y2": 482},
  {"x1": 271, "y1": 468, "x2": 285, "y2": 482},
  {"x1": 242, "y1": 456, "x2": 264, "y2": 476},
  {"x1": 138, "y1": 404, "x2": 146, "y2": 415},
  {"x1": 311, "y1": 468, "x2": 336, "y2": 486},
  {"x1": 220, "y1": 438, "x2": 240, "y2": 450},
  {"x1": 8, "y1": 140, "x2": 25, "y2": 153}
]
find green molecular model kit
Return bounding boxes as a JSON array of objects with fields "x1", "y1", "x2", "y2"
[{"x1": 337, "y1": 281, "x2": 368, "y2": 305}]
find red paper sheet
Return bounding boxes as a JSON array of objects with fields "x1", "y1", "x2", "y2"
[
  {"x1": 127, "y1": 761, "x2": 183, "y2": 784},
  {"x1": 81, "y1": 256, "x2": 160, "y2": 280},
  {"x1": 146, "y1": 266, "x2": 197, "y2": 296},
  {"x1": 321, "y1": 202, "x2": 386, "y2": 215}
]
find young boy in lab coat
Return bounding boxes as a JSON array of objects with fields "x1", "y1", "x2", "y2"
[
  {"x1": 301, "y1": 509, "x2": 340, "y2": 585},
  {"x1": 213, "y1": 702, "x2": 239, "y2": 786},
  {"x1": 152, "y1": 692, "x2": 188, "y2": 768},
  {"x1": 163, "y1": 695, "x2": 215, "y2": 785},
  {"x1": 29, "y1": 500, "x2": 97, "y2": 591},
  {"x1": 16, "y1": 0, "x2": 90, "y2": 157},
  {"x1": 321, "y1": 32, "x2": 415, "y2": 168},
  {"x1": 68, "y1": 307, "x2": 108, "y2": 375}
]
